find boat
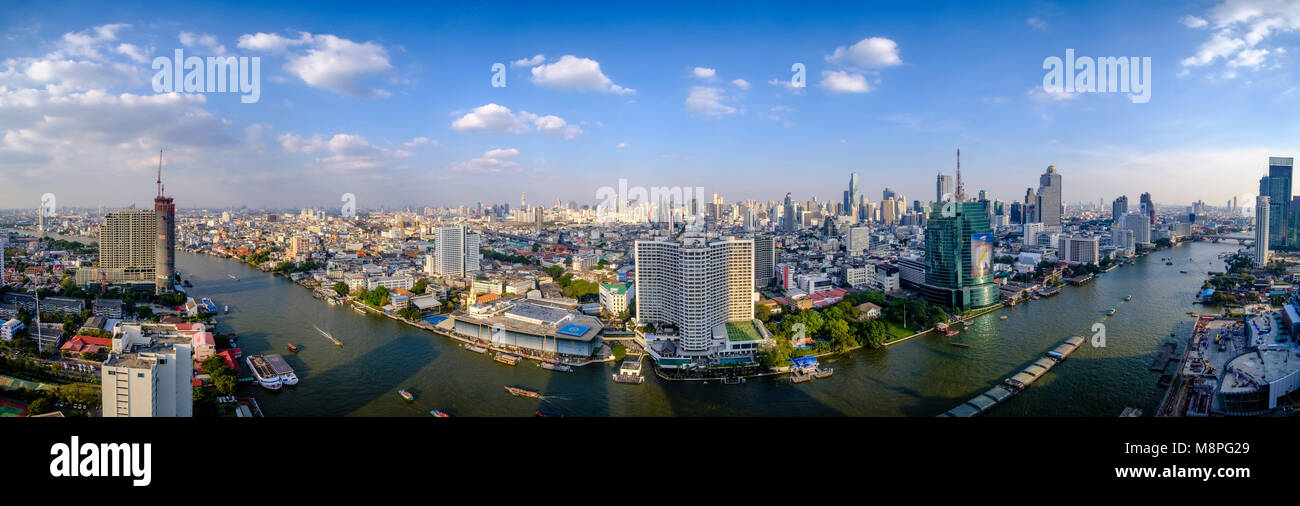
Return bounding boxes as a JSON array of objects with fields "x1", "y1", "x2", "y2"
[
  {"x1": 722, "y1": 376, "x2": 744, "y2": 385},
  {"x1": 535, "y1": 409, "x2": 563, "y2": 417},
  {"x1": 314, "y1": 325, "x2": 343, "y2": 347},
  {"x1": 951, "y1": 343, "x2": 970, "y2": 348},
  {"x1": 539, "y1": 362, "x2": 573, "y2": 372},
  {"x1": 1179, "y1": 270, "x2": 1188, "y2": 274},
  {"x1": 228, "y1": 274, "x2": 239, "y2": 281},
  {"x1": 463, "y1": 343, "x2": 489, "y2": 354},
  {"x1": 245, "y1": 355, "x2": 283, "y2": 390},
  {"x1": 944, "y1": 330, "x2": 959, "y2": 337},
  {"x1": 494, "y1": 353, "x2": 521, "y2": 366},
  {"x1": 505, "y1": 385, "x2": 541, "y2": 399},
  {"x1": 1125, "y1": 294, "x2": 1132, "y2": 301},
  {"x1": 1107, "y1": 307, "x2": 1117, "y2": 316},
  {"x1": 353, "y1": 306, "x2": 366, "y2": 315},
  {"x1": 936, "y1": 323, "x2": 949, "y2": 331},
  {"x1": 398, "y1": 390, "x2": 414, "y2": 402},
  {"x1": 282, "y1": 372, "x2": 299, "y2": 386},
  {"x1": 430, "y1": 410, "x2": 449, "y2": 417},
  {"x1": 287, "y1": 343, "x2": 299, "y2": 353},
  {"x1": 183, "y1": 280, "x2": 192, "y2": 288},
  {"x1": 224, "y1": 305, "x2": 229, "y2": 313},
  {"x1": 999, "y1": 315, "x2": 1008, "y2": 321}
]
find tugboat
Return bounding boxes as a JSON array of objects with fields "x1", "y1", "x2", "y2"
[
  {"x1": 286, "y1": 343, "x2": 299, "y2": 353},
  {"x1": 398, "y1": 390, "x2": 414, "y2": 402}
]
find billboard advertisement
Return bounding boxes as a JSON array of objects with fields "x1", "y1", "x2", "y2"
[{"x1": 971, "y1": 233, "x2": 993, "y2": 278}]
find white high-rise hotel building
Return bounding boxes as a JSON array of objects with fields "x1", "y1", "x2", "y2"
[
  {"x1": 1256, "y1": 196, "x2": 1270, "y2": 267},
  {"x1": 635, "y1": 234, "x2": 754, "y2": 354},
  {"x1": 433, "y1": 225, "x2": 481, "y2": 276}
]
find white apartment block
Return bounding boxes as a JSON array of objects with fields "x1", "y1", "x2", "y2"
[
  {"x1": 435, "y1": 225, "x2": 481, "y2": 276},
  {"x1": 1058, "y1": 234, "x2": 1100, "y2": 265},
  {"x1": 634, "y1": 234, "x2": 754, "y2": 353},
  {"x1": 101, "y1": 323, "x2": 195, "y2": 417}
]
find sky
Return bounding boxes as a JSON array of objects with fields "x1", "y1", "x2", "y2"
[{"x1": 1, "y1": 0, "x2": 1298, "y2": 211}]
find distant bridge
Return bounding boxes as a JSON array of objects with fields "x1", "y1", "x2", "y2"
[{"x1": 1196, "y1": 235, "x2": 1254, "y2": 245}]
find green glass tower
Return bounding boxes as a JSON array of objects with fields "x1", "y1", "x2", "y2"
[{"x1": 920, "y1": 201, "x2": 999, "y2": 310}]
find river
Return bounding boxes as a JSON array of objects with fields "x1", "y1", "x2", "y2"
[{"x1": 14, "y1": 228, "x2": 1246, "y2": 416}]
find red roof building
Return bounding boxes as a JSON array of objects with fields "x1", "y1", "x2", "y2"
[{"x1": 60, "y1": 335, "x2": 113, "y2": 354}]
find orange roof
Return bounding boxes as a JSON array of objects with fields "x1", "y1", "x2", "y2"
[{"x1": 476, "y1": 293, "x2": 501, "y2": 303}]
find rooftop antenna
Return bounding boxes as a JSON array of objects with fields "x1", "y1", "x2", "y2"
[
  {"x1": 156, "y1": 149, "x2": 164, "y2": 198},
  {"x1": 955, "y1": 148, "x2": 964, "y2": 202}
]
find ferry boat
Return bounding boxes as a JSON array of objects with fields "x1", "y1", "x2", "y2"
[
  {"x1": 613, "y1": 358, "x2": 645, "y2": 384},
  {"x1": 505, "y1": 385, "x2": 541, "y2": 399},
  {"x1": 228, "y1": 274, "x2": 239, "y2": 281},
  {"x1": 282, "y1": 372, "x2": 299, "y2": 386},
  {"x1": 287, "y1": 343, "x2": 299, "y2": 353},
  {"x1": 951, "y1": 342, "x2": 970, "y2": 348},
  {"x1": 494, "y1": 353, "x2": 521, "y2": 366},
  {"x1": 245, "y1": 355, "x2": 283, "y2": 390},
  {"x1": 540, "y1": 362, "x2": 573, "y2": 372},
  {"x1": 398, "y1": 390, "x2": 414, "y2": 402},
  {"x1": 430, "y1": 410, "x2": 449, "y2": 417},
  {"x1": 535, "y1": 409, "x2": 563, "y2": 417}
]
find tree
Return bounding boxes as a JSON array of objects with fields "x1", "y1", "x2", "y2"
[
  {"x1": 213, "y1": 372, "x2": 237, "y2": 396},
  {"x1": 28, "y1": 397, "x2": 53, "y2": 415},
  {"x1": 332, "y1": 282, "x2": 349, "y2": 297},
  {"x1": 136, "y1": 306, "x2": 153, "y2": 319},
  {"x1": 755, "y1": 303, "x2": 772, "y2": 322},
  {"x1": 412, "y1": 278, "x2": 429, "y2": 294}
]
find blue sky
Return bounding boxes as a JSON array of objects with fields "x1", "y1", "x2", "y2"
[{"x1": 1, "y1": 0, "x2": 1298, "y2": 211}]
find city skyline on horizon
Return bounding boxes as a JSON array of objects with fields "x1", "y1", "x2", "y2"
[{"x1": 1, "y1": 1, "x2": 1298, "y2": 209}]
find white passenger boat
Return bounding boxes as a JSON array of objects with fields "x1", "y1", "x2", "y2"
[{"x1": 245, "y1": 355, "x2": 283, "y2": 390}]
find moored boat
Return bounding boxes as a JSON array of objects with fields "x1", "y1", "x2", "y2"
[
  {"x1": 944, "y1": 330, "x2": 959, "y2": 337},
  {"x1": 494, "y1": 353, "x2": 521, "y2": 366},
  {"x1": 540, "y1": 361, "x2": 573, "y2": 372},
  {"x1": 951, "y1": 342, "x2": 970, "y2": 348}
]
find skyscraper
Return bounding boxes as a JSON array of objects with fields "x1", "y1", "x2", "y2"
[
  {"x1": 97, "y1": 209, "x2": 157, "y2": 284},
  {"x1": 919, "y1": 201, "x2": 999, "y2": 311},
  {"x1": 936, "y1": 173, "x2": 954, "y2": 204},
  {"x1": 1140, "y1": 192, "x2": 1155, "y2": 225},
  {"x1": 435, "y1": 225, "x2": 481, "y2": 276},
  {"x1": 1257, "y1": 195, "x2": 1271, "y2": 266},
  {"x1": 634, "y1": 234, "x2": 754, "y2": 353},
  {"x1": 1023, "y1": 188, "x2": 1036, "y2": 224},
  {"x1": 533, "y1": 206, "x2": 544, "y2": 233},
  {"x1": 846, "y1": 226, "x2": 870, "y2": 255},
  {"x1": 844, "y1": 172, "x2": 859, "y2": 216},
  {"x1": 1264, "y1": 157, "x2": 1293, "y2": 249},
  {"x1": 1112, "y1": 195, "x2": 1128, "y2": 224},
  {"x1": 782, "y1": 193, "x2": 797, "y2": 232},
  {"x1": 1036, "y1": 165, "x2": 1062, "y2": 228},
  {"x1": 752, "y1": 234, "x2": 774, "y2": 288},
  {"x1": 154, "y1": 152, "x2": 175, "y2": 294}
]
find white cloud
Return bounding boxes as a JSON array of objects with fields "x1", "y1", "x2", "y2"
[
  {"x1": 178, "y1": 32, "x2": 226, "y2": 55},
  {"x1": 530, "y1": 55, "x2": 634, "y2": 94},
  {"x1": 402, "y1": 136, "x2": 439, "y2": 148},
  {"x1": 238, "y1": 32, "x2": 392, "y2": 98},
  {"x1": 511, "y1": 54, "x2": 546, "y2": 67},
  {"x1": 1027, "y1": 86, "x2": 1079, "y2": 103},
  {"x1": 452, "y1": 147, "x2": 521, "y2": 173},
  {"x1": 280, "y1": 132, "x2": 409, "y2": 171},
  {"x1": 732, "y1": 78, "x2": 750, "y2": 89},
  {"x1": 115, "y1": 43, "x2": 150, "y2": 63},
  {"x1": 1026, "y1": 17, "x2": 1049, "y2": 30},
  {"x1": 51, "y1": 23, "x2": 130, "y2": 59},
  {"x1": 692, "y1": 67, "x2": 716, "y2": 79},
  {"x1": 1180, "y1": 15, "x2": 1209, "y2": 28},
  {"x1": 825, "y1": 36, "x2": 902, "y2": 68},
  {"x1": 616, "y1": 142, "x2": 629, "y2": 149},
  {"x1": 1179, "y1": 0, "x2": 1300, "y2": 74},
  {"x1": 818, "y1": 70, "x2": 869, "y2": 94},
  {"x1": 449, "y1": 103, "x2": 582, "y2": 139},
  {"x1": 684, "y1": 86, "x2": 736, "y2": 116}
]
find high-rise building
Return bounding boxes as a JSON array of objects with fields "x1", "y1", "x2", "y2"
[
  {"x1": 1257, "y1": 196, "x2": 1271, "y2": 266},
  {"x1": 1121, "y1": 212, "x2": 1152, "y2": 244},
  {"x1": 782, "y1": 193, "x2": 797, "y2": 232},
  {"x1": 1036, "y1": 165, "x2": 1062, "y2": 228},
  {"x1": 1140, "y1": 192, "x2": 1155, "y2": 225},
  {"x1": 95, "y1": 209, "x2": 157, "y2": 284},
  {"x1": 101, "y1": 323, "x2": 194, "y2": 417},
  {"x1": 154, "y1": 154, "x2": 175, "y2": 294},
  {"x1": 919, "y1": 202, "x2": 999, "y2": 311},
  {"x1": 1263, "y1": 157, "x2": 1293, "y2": 249},
  {"x1": 844, "y1": 172, "x2": 859, "y2": 216},
  {"x1": 634, "y1": 234, "x2": 754, "y2": 353},
  {"x1": 534, "y1": 206, "x2": 544, "y2": 233},
  {"x1": 1112, "y1": 195, "x2": 1128, "y2": 223},
  {"x1": 846, "y1": 226, "x2": 871, "y2": 255},
  {"x1": 435, "y1": 225, "x2": 481, "y2": 276},
  {"x1": 1058, "y1": 234, "x2": 1100, "y2": 265},
  {"x1": 1023, "y1": 188, "x2": 1037, "y2": 224},
  {"x1": 752, "y1": 234, "x2": 775, "y2": 288},
  {"x1": 936, "y1": 173, "x2": 954, "y2": 204}
]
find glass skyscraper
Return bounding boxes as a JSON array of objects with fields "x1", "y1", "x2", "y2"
[
  {"x1": 920, "y1": 201, "x2": 999, "y2": 311},
  {"x1": 1264, "y1": 157, "x2": 1293, "y2": 249}
]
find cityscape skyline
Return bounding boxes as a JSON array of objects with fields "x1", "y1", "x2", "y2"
[{"x1": 2, "y1": 1, "x2": 1298, "y2": 209}]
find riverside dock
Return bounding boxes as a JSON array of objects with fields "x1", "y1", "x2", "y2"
[{"x1": 939, "y1": 335, "x2": 1086, "y2": 417}]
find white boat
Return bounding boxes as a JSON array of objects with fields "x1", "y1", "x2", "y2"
[
  {"x1": 281, "y1": 372, "x2": 299, "y2": 386},
  {"x1": 228, "y1": 274, "x2": 239, "y2": 281},
  {"x1": 245, "y1": 355, "x2": 283, "y2": 390}
]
